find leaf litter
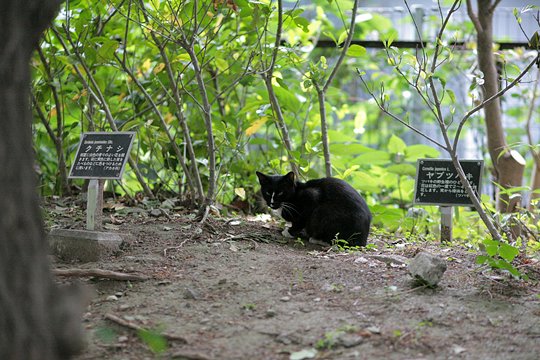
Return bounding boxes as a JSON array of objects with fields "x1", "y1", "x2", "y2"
[{"x1": 42, "y1": 197, "x2": 540, "y2": 360}]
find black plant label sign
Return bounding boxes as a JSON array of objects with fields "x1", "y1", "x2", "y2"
[
  {"x1": 69, "y1": 132, "x2": 135, "y2": 179},
  {"x1": 414, "y1": 159, "x2": 483, "y2": 206}
]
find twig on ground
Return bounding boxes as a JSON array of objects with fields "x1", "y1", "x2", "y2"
[
  {"x1": 218, "y1": 233, "x2": 270, "y2": 243},
  {"x1": 105, "y1": 313, "x2": 188, "y2": 343},
  {"x1": 163, "y1": 238, "x2": 190, "y2": 256},
  {"x1": 53, "y1": 269, "x2": 150, "y2": 281},
  {"x1": 160, "y1": 208, "x2": 173, "y2": 221}
]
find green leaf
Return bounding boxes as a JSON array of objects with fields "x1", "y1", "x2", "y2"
[
  {"x1": 294, "y1": 16, "x2": 310, "y2": 32},
  {"x1": 95, "y1": 326, "x2": 117, "y2": 344},
  {"x1": 330, "y1": 143, "x2": 372, "y2": 156},
  {"x1": 370, "y1": 205, "x2": 403, "y2": 229},
  {"x1": 275, "y1": 77, "x2": 289, "y2": 90},
  {"x1": 337, "y1": 31, "x2": 347, "y2": 46},
  {"x1": 382, "y1": 29, "x2": 398, "y2": 47},
  {"x1": 475, "y1": 255, "x2": 489, "y2": 265},
  {"x1": 499, "y1": 242, "x2": 519, "y2": 262},
  {"x1": 137, "y1": 329, "x2": 168, "y2": 354},
  {"x1": 323, "y1": 31, "x2": 338, "y2": 45},
  {"x1": 347, "y1": 44, "x2": 366, "y2": 57},
  {"x1": 341, "y1": 165, "x2": 360, "y2": 179},
  {"x1": 387, "y1": 135, "x2": 407, "y2": 154},
  {"x1": 493, "y1": 259, "x2": 521, "y2": 277},
  {"x1": 445, "y1": 89, "x2": 456, "y2": 103},
  {"x1": 351, "y1": 151, "x2": 391, "y2": 165},
  {"x1": 215, "y1": 57, "x2": 229, "y2": 72},
  {"x1": 528, "y1": 31, "x2": 540, "y2": 48},
  {"x1": 483, "y1": 239, "x2": 499, "y2": 257},
  {"x1": 328, "y1": 130, "x2": 357, "y2": 142},
  {"x1": 405, "y1": 144, "x2": 440, "y2": 161},
  {"x1": 273, "y1": 87, "x2": 300, "y2": 111},
  {"x1": 386, "y1": 163, "x2": 416, "y2": 177},
  {"x1": 97, "y1": 40, "x2": 119, "y2": 61},
  {"x1": 351, "y1": 172, "x2": 380, "y2": 193}
]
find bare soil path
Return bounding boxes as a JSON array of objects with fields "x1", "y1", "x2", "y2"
[{"x1": 46, "y1": 202, "x2": 540, "y2": 360}]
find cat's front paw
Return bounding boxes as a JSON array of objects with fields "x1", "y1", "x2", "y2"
[
  {"x1": 281, "y1": 228, "x2": 294, "y2": 238},
  {"x1": 309, "y1": 237, "x2": 329, "y2": 246}
]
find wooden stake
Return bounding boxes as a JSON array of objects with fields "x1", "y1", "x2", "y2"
[
  {"x1": 440, "y1": 206, "x2": 453, "y2": 242},
  {"x1": 86, "y1": 179, "x2": 104, "y2": 231}
]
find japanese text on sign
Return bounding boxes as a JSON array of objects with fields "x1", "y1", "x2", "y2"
[
  {"x1": 69, "y1": 132, "x2": 135, "y2": 179},
  {"x1": 414, "y1": 159, "x2": 483, "y2": 206}
]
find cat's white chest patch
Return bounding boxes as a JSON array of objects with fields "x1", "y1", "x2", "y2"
[{"x1": 271, "y1": 207, "x2": 283, "y2": 218}]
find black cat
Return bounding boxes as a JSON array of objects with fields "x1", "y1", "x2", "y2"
[{"x1": 256, "y1": 171, "x2": 372, "y2": 246}]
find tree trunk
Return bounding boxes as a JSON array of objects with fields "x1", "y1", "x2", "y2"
[
  {"x1": 0, "y1": 1, "x2": 85, "y2": 359},
  {"x1": 471, "y1": 0, "x2": 526, "y2": 212},
  {"x1": 531, "y1": 162, "x2": 540, "y2": 208}
]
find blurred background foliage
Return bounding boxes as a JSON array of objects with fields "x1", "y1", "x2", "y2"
[{"x1": 31, "y1": 0, "x2": 539, "y2": 254}]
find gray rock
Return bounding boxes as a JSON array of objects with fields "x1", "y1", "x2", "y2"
[
  {"x1": 183, "y1": 287, "x2": 200, "y2": 300},
  {"x1": 337, "y1": 332, "x2": 364, "y2": 348},
  {"x1": 408, "y1": 252, "x2": 447, "y2": 286},
  {"x1": 149, "y1": 209, "x2": 162, "y2": 217}
]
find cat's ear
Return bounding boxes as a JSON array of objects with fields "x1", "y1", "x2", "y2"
[
  {"x1": 256, "y1": 171, "x2": 268, "y2": 184},
  {"x1": 285, "y1": 171, "x2": 295, "y2": 183}
]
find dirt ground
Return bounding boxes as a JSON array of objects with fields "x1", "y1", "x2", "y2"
[{"x1": 46, "y1": 198, "x2": 540, "y2": 360}]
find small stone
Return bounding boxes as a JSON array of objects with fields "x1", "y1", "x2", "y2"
[
  {"x1": 337, "y1": 333, "x2": 364, "y2": 348},
  {"x1": 280, "y1": 296, "x2": 291, "y2": 302},
  {"x1": 115, "y1": 292, "x2": 124, "y2": 297},
  {"x1": 408, "y1": 251, "x2": 447, "y2": 286},
  {"x1": 321, "y1": 283, "x2": 334, "y2": 292},
  {"x1": 365, "y1": 326, "x2": 381, "y2": 334},
  {"x1": 265, "y1": 309, "x2": 277, "y2": 318},
  {"x1": 149, "y1": 209, "x2": 162, "y2": 217},
  {"x1": 452, "y1": 344, "x2": 467, "y2": 355},
  {"x1": 106, "y1": 295, "x2": 118, "y2": 301},
  {"x1": 218, "y1": 278, "x2": 227, "y2": 285},
  {"x1": 117, "y1": 335, "x2": 129, "y2": 343},
  {"x1": 183, "y1": 287, "x2": 200, "y2": 300}
]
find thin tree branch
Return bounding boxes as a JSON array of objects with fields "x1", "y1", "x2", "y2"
[
  {"x1": 323, "y1": 0, "x2": 359, "y2": 93},
  {"x1": 52, "y1": 25, "x2": 154, "y2": 198},
  {"x1": 453, "y1": 52, "x2": 540, "y2": 150},
  {"x1": 357, "y1": 70, "x2": 448, "y2": 150},
  {"x1": 466, "y1": 0, "x2": 482, "y2": 33}
]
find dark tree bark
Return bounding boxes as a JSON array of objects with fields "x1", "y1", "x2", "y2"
[
  {"x1": 0, "y1": 1, "x2": 85, "y2": 359},
  {"x1": 467, "y1": 0, "x2": 526, "y2": 212}
]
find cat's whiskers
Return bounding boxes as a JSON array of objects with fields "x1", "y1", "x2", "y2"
[{"x1": 280, "y1": 202, "x2": 299, "y2": 216}]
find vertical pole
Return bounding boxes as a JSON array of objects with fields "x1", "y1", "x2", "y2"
[
  {"x1": 87, "y1": 179, "x2": 104, "y2": 231},
  {"x1": 87, "y1": 179, "x2": 97, "y2": 230},
  {"x1": 440, "y1": 206, "x2": 453, "y2": 242}
]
